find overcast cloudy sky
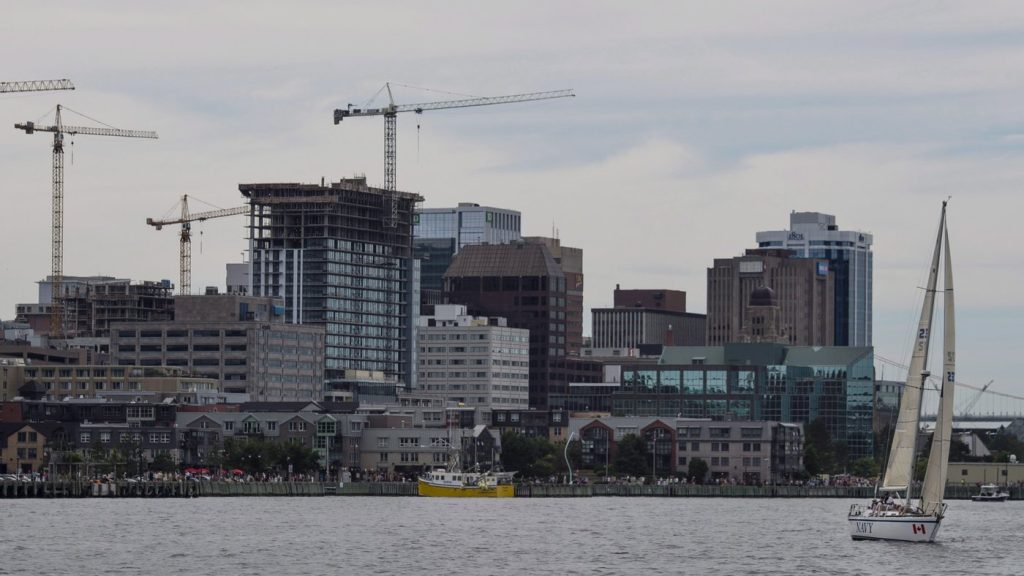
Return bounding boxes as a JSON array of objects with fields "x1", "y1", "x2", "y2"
[{"x1": 2, "y1": 1, "x2": 1023, "y2": 405}]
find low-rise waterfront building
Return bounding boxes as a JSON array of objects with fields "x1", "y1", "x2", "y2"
[
  {"x1": 176, "y1": 402, "x2": 365, "y2": 472},
  {"x1": 570, "y1": 416, "x2": 804, "y2": 483}
]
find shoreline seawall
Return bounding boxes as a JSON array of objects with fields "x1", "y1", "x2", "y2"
[{"x1": 2, "y1": 480, "x2": 1020, "y2": 499}]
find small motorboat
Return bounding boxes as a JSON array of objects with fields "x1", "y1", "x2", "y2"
[{"x1": 971, "y1": 484, "x2": 1010, "y2": 502}]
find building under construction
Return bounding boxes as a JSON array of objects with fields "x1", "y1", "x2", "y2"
[
  {"x1": 15, "y1": 276, "x2": 174, "y2": 338},
  {"x1": 240, "y1": 178, "x2": 423, "y2": 397}
]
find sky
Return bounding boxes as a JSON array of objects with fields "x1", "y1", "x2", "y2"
[{"x1": 2, "y1": 1, "x2": 1023, "y2": 406}]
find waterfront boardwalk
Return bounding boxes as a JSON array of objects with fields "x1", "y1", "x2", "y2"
[{"x1": 2, "y1": 480, "x2": 1019, "y2": 499}]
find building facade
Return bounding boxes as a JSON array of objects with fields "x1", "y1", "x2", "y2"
[
  {"x1": 756, "y1": 212, "x2": 873, "y2": 346},
  {"x1": 416, "y1": 305, "x2": 529, "y2": 413},
  {"x1": 110, "y1": 295, "x2": 324, "y2": 401},
  {"x1": 444, "y1": 242, "x2": 573, "y2": 409},
  {"x1": 241, "y1": 178, "x2": 422, "y2": 394},
  {"x1": 593, "y1": 286, "x2": 706, "y2": 348},
  {"x1": 413, "y1": 203, "x2": 522, "y2": 296},
  {"x1": 570, "y1": 417, "x2": 804, "y2": 483},
  {"x1": 16, "y1": 275, "x2": 174, "y2": 338},
  {"x1": 560, "y1": 343, "x2": 874, "y2": 461},
  {"x1": 523, "y1": 237, "x2": 584, "y2": 356},
  {"x1": 5, "y1": 365, "x2": 219, "y2": 404},
  {"x1": 707, "y1": 249, "x2": 834, "y2": 346}
]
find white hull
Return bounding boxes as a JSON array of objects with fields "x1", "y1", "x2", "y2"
[
  {"x1": 848, "y1": 514, "x2": 942, "y2": 542},
  {"x1": 971, "y1": 494, "x2": 1009, "y2": 502}
]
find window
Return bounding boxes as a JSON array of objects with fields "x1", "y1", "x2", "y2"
[
  {"x1": 224, "y1": 421, "x2": 234, "y2": 431},
  {"x1": 317, "y1": 421, "x2": 335, "y2": 435},
  {"x1": 510, "y1": 413, "x2": 519, "y2": 423},
  {"x1": 267, "y1": 421, "x2": 277, "y2": 431},
  {"x1": 80, "y1": 432, "x2": 91, "y2": 443},
  {"x1": 677, "y1": 427, "x2": 701, "y2": 439},
  {"x1": 377, "y1": 438, "x2": 390, "y2": 448},
  {"x1": 690, "y1": 442, "x2": 700, "y2": 451},
  {"x1": 379, "y1": 452, "x2": 389, "y2": 462},
  {"x1": 709, "y1": 427, "x2": 731, "y2": 439},
  {"x1": 17, "y1": 432, "x2": 26, "y2": 442},
  {"x1": 149, "y1": 433, "x2": 160, "y2": 443},
  {"x1": 400, "y1": 437, "x2": 419, "y2": 448},
  {"x1": 161, "y1": 433, "x2": 171, "y2": 444},
  {"x1": 100, "y1": 432, "x2": 111, "y2": 444}
]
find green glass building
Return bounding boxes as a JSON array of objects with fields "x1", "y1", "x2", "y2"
[{"x1": 559, "y1": 343, "x2": 874, "y2": 461}]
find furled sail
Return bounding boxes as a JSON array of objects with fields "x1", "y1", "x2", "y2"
[
  {"x1": 881, "y1": 204, "x2": 946, "y2": 492},
  {"x1": 920, "y1": 217, "x2": 955, "y2": 515}
]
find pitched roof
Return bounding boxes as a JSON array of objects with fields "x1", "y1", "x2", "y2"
[{"x1": 444, "y1": 243, "x2": 564, "y2": 278}]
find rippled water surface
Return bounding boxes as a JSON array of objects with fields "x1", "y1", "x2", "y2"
[{"x1": 1, "y1": 497, "x2": 1021, "y2": 575}]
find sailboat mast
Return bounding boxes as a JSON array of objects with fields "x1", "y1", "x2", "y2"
[
  {"x1": 921, "y1": 209, "x2": 955, "y2": 515},
  {"x1": 881, "y1": 203, "x2": 946, "y2": 494}
]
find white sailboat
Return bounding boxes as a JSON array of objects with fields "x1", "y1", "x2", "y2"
[{"x1": 848, "y1": 201, "x2": 955, "y2": 543}]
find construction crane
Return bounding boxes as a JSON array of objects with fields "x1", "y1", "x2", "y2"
[
  {"x1": 14, "y1": 104, "x2": 157, "y2": 338},
  {"x1": 334, "y1": 83, "x2": 574, "y2": 227},
  {"x1": 0, "y1": 79, "x2": 75, "y2": 94},
  {"x1": 957, "y1": 379, "x2": 994, "y2": 418},
  {"x1": 146, "y1": 195, "x2": 250, "y2": 295}
]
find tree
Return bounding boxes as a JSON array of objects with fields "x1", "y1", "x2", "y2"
[
  {"x1": 612, "y1": 434, "x2": 648, "y2": 477},
  {"x1": 551, "y1": 440, "x2": 582, "y2": 475},
  {"x1": 149, "y1": 452, "x2": 176, "y2": 473},
  {"x1": 950, "y1": 437, "x2": 972, "y2": 462},
  {"x1": 687, "y1": 457, "x2": 709, "y2": 484},
  {"x1": 985, "y1": 429, "x2": 1024, "y2": 461},
  {"x1": 850, "y1": 457, "x2": 879, "y2": 479},
  {"x1": 499, "y1": 431, "x2": 555, "y2": 478},
  {"x1": 804, "y1": 418, "x2": 836, "y2": 475}
]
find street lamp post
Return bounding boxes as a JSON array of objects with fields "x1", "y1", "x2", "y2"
[
  {"x1": 565, "y1": 431, "x2": 576, "y2": 485},
  {"x1": 651, "y1": 436, "x2": 656, "y2": 483}
]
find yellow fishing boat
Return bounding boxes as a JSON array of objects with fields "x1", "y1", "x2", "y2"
[{"x1": 417, "y1": 469, "x2": 515, "y2": 498}]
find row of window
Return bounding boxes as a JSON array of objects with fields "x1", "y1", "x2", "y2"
[
  {"x1": 81, "y1": 431, "x2": 172, "y2": 444},
  {"x1": 118, "y1": 329, "x2": 248, "y2": 339}
]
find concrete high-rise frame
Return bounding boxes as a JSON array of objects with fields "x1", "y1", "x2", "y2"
[{"x1": 240, "y1": 178, "x2": 423, "y2": 397}]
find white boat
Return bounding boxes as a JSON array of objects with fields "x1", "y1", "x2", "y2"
[
  {"x1": 971, "y1": 484, "x2": 1010, "y2": 502},
  {"x1": 849, "y1": 202, "x2": 956, "y2": 543}
]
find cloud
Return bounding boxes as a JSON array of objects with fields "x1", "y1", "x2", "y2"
[{"x1": 3, "y1": 0, "x2": 1024, "y2": 396}]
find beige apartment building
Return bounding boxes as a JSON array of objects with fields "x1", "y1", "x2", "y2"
[
  {"x1": 1, "y1": 364, "x2": 218, "y2": 404},
  {"x1": 707, "y1": 248, "x2": 834, "y2": 346}
]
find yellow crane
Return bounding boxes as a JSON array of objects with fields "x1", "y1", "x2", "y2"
[
  {"x1": 0, "y1": 79, "x2": 75, "y2": 94},
  {"x1": 146, "y1": 195, "x2": 249, "y2": 295},
  {"x1": 15, "y1": 104, "x2": 158, "y2": 338},
  {"x1": 334, "y1": 83, "x2": 574, "y2": 227}
]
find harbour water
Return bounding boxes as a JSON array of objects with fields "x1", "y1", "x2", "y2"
[{"x1": 2, "y1": 498, "x2": 1020, "y2": 575}]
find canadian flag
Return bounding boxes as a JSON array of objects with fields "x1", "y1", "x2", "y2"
[{"x1": 912, "y1": 524, "x2": 926, "y2": 535}]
